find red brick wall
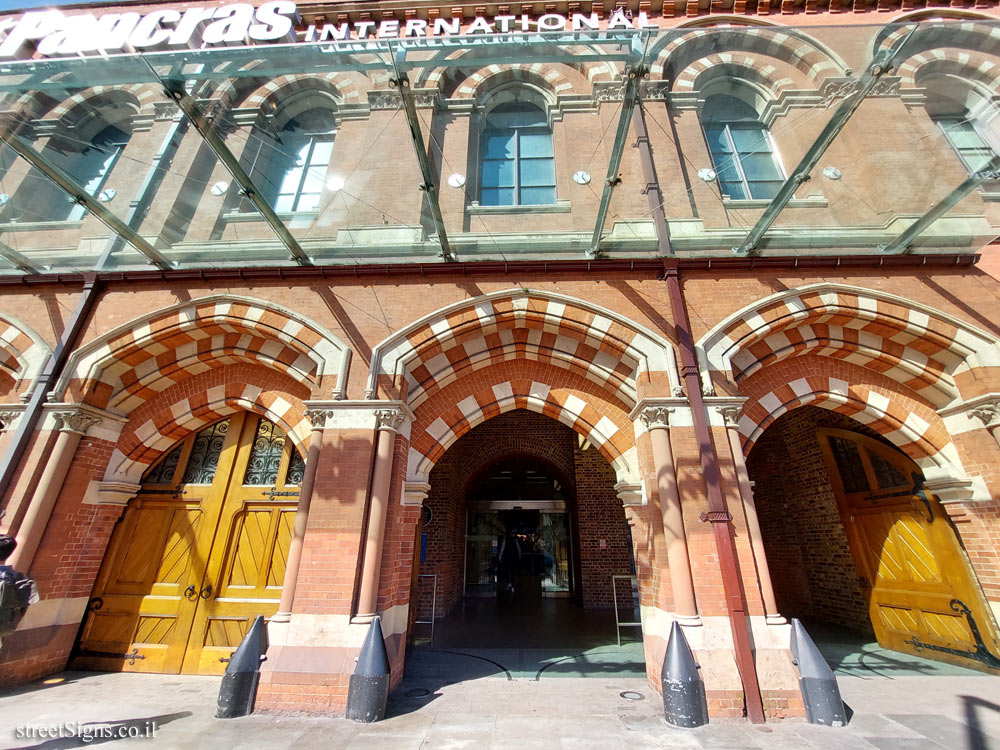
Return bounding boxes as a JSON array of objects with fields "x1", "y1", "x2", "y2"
[
  {"x1": 746, "y1": 406, "x2": 874, "y2": 633},
  {"x1": 573, "y1": 440, "x2": 634, "y2": 608}
]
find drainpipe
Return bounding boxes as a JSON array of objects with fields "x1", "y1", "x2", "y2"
[
  {"x1": 663, "y1": 261, "x2": 765, "y2": 724},
  {"x1": 632, "y1": 98, "x2": 765, "y2": 722}
]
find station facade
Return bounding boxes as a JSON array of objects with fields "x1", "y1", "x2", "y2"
[{"x1": 0, "y1": 0, "x2": 999, "y2": 723}]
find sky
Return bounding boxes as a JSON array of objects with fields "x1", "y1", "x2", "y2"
[{"x1": 0, "y1": 0, "x2": 127, "y2": 11}]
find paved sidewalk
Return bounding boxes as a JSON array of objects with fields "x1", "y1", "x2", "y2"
[{"x1": 1, "y1": 669, "x2": 999, "y2": 749}]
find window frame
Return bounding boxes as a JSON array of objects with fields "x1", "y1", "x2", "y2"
[
  {"x1": 934, "y1": 115, "x2": 998, "y2": 175},
  {"x1": 478, "y1": 103, "x2": 557, "y2": 208},
  {"x1": 703, "y1": 119, "x2": 786, "y2": 202}
]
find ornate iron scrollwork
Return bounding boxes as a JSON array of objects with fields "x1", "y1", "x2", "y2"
[
  {"x1": 76, "y1": 648, "x2": 146, "y2": 665},
  {"x1": 904, "y1": 599, "x2": 1000, "y2": 670}
]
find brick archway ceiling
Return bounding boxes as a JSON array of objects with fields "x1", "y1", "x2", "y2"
[
  {"x1": 698, "y1": 284, "x2": 1000, "y2": 409},
  {"x1": 371, "y1": 291, "x2": 675, "y2": 411},
  {"x1": 57, "y1": 295, "x2": 349, "y2": 413}
]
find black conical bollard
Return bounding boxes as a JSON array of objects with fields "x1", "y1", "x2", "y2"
[
  {"x1": 661, "y1": 620, "x2": 709, "y2": 728},
  {"x1": 791, "y1": 618, "x2": 847, "y2": 727},
  {"x1": 216, "y1": 615, "x2": 269, "y2": 719},
  {"x1": 346, "y1": 616, "x2": 391, "y2": 723}
]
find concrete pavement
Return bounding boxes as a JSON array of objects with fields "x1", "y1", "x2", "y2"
[{"x1": 1, "y1": 666, "x2": 999, "y2": 749}]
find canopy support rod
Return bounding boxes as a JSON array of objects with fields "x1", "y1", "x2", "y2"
[
  {"x1": 159, "y1": 79, "x2": 313, "y2": 266},
  {"x1": 880, "y1": 155, "x2": 1000, "y2": 254},
  {"x1": 732, "y1": 25, "x2": 917, "y2": 256},
  {"x1": 589, "y1": 34, "x2": 649, "y2": 259},
  {"x1": 0, "y1": 127, "x2": 174, "y2": 270},
  {"x1": 389, "y1": 45, "x2": 455, "y2": 262}
]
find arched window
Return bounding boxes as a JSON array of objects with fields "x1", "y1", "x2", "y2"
[
  {"x1": 479, "y1": 102, "x2": 556, "y2": 207},
  {"x1": 246, "y1": 107, "x2": 336, "y2": 213},
  {"x1": 10, "y1": 122, "x2": 129, "y2": 222},
  {"x1": 702, "y1": 94, "x2": 784, "y2": 201},
  {"x1": 924, "y1": 79, "x2": 998, "y2": 175}
]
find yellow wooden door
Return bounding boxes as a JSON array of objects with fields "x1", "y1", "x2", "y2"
[
  {"x1": 74, "y1": 413, "x2": 303, "y2": 675},
  {"x1": 818, "y1": 428, "x2": 1000, "y2": 674},
  {"x1": 181, "y1": 417, "x2": 299, "y2": 674}
]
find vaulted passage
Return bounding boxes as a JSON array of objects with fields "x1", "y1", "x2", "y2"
[
  {"x1": 746, "y1": 406, "x2": 1000, "y2": 676},
  {"x1": 408, "y1": 410, "x2": 644, "y2": 679}
]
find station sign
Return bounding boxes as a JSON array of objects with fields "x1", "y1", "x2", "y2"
[{"x1": 0, "y1": 2, "x2": 663, "y2": 60}]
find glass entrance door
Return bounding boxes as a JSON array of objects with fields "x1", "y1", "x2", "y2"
[{"x1": 464, "y1": 503, "x2": 573, "y2": 599}]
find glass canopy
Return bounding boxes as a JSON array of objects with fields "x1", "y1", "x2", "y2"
[{"x1": 0, "y1": 19, "x2": 995, "y2": 275}]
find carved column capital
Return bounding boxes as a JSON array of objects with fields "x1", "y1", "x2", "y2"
[
  {"x1": 638, "y1": 406, "x2": 673, "y2": 431},
  {"x1": 969, "y1": 401, "x2": 1000, "y2": 429},
  {"x1": 304, "y1": 408, "x2": 335, "y2": 429},
  {"x1": 53, "y1": 409, "x2": 101, "y2": 435},
  {"x1": 716, "y1": 405, "x2": 741, "y2": 428},
  {"x1": 375, "y1": 408, "x2": 406, "y2": 432},
  {"x1": 0, "y1": 408, "x2": 23, "y2": 433}
]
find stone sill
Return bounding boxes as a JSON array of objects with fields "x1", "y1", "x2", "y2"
[
  {"x1": 467, "y1": 200, "x2": 571, "y2": 215},
  {"x1": 722, "y1": 196, "x2": 828, "y2": 209}
]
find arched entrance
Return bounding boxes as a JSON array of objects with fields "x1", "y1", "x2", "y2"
[
  {"x1": 746, "y1": 406, "x2": 1000, "y2": 675},
  {"x1": 73, "y1": 412, "x2": 303, "y2": 675},
  {"x1": 409, "y1": 411, "x2": 642, "y2": 673}
]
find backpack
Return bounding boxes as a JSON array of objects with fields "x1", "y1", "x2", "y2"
[{"x1": 0, "y1": 577, "x2": 25, "y2": 637}]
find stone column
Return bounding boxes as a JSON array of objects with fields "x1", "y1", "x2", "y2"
[
  {"x1": 273, "y1": 408, "x2": 329, "y2": 623},
  {"x1": 640, "y1": 405, "x2": 698, "y2": 620},
  {"x1": 8, "y1": 409, "x2": 101, "y2": 571},
  {"x1": 355, "y1": 407, "x2": 405, "y2": 621},
  {"x1": 718, "y1": 406, "x2": 783, "y2": 624},
  {"x1": 970, "y1": 400, "x2": 1000, "y2": 450}
]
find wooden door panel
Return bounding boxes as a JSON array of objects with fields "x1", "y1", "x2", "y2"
[
  {"x1": 819, "y1": 427, "x2": 1000, "y2": 674},
  {"x1": 77, "y1": 413, "x2": 302, "y2": 676}
]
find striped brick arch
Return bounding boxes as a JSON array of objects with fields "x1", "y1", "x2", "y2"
[
  {"x1": 367, "y1": 289, "x2": 678, "y2": 484},
  {"x1": 735, "y1": 359, "x2": 953, "y2": 472},
  {"x1": 649, "y1": 27, "x2": 846, "y2": 83},
  {"x1": 0, "y1": 313, "x2": 50, "y2": 400},
  {"x1": 696, "y1": 283, "x2": 1000, "y2": 410},
  {"x1": 55, "y1": 294, "x2": 351, "y2": 413},
  {"x1": 413, "y1": 48, "x2": 617, "y2": 93},
  {"x1": 106, "y1": 383, "x2": 310, "y2": 484}
]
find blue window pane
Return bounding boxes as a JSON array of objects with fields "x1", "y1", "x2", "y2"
[
  {"x1": 486, "y1": 105, "x2": 547, "y2": 129},
  {"x1": 483, "y1": 133, "x2": 515, "y2": 159},
  {"x1": 520, "y1": 187, "x2": 556, "y2": 205},
  {"x1": 740, "y1": 153, "x2": 782, "y2": 182},
  {"x1": 719, "y1": 181, "x2": 747, "y2": 200},
  {"x1": 520, "y1": 158, "x2": 555, "y2": 187},
  {"x1": 519, "y1": 132, "x2": 554, "y2": 158},
  {"x1": 730, "y1": 127, "x2": 771, "y2": 153},
  {"x1": 705, "y1": 128, "x2": 731, "y2": 154},
  {"x1": 747, "y1": 181, "x2": 782, "y2": 200},
  {"x1": 481, "y1": 188, "x2": 516, "y2": 206},
  {"x1": 482, "y1": 159, "x2": 515, "y2": 188},
  {"x1": 274, "y1": 194, "x2": 295, "y2": 212},
  {"x1": 715, "y1": 162, "x2": 742, "y2": 184}
]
